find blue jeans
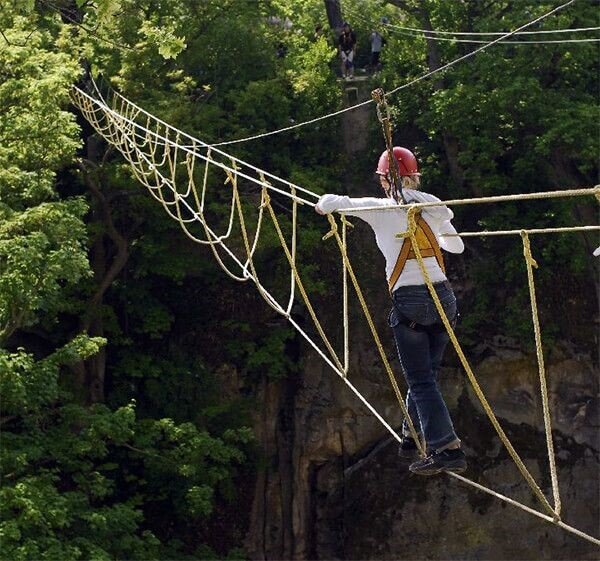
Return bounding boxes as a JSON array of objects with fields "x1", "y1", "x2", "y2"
[{"x1": 388, "y1": 281, "x2": 460, "y2": 454}]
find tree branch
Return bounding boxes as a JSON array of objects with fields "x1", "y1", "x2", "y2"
[{"x1": 78, "y1": 161, "x2": 131, "y2": 332}]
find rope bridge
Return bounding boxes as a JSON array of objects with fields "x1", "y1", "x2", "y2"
[{"x1": 70, "y1": 82, "x2": 600, "y2": 547}]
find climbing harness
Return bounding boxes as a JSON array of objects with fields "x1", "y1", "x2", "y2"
[{"x1": 388, "y1": 211, "x2": 445, "y2": 293}]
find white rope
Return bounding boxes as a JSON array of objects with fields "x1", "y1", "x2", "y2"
[
  {"x1": 348, "y1": 4, "x2": 598, "y2": 44},
  {"x1": 446, "y1": 225, "x2": 600, "y2": 238},
  {"x1": 207, "y1": 0, "x2": 577, "y2": 146},
  {"x1": 73, "y1": 85, "x2": 411, "y2": 445},
  {"x1": 386, "y1": 0, "x2": 577, "y2": 97},
  {"x1": 380, "y1": 21, "x2": 600, "y2": 44},
  {"x1": 72, "y1": 87, "x2": 319, "y2": 205},
  {"x1": 447, "y1": 473, "x2": 600, "y2": 546},
  {"x1": 382, "y1": 22, "x2": 600, "y2": 36},
  {"x1": 103, "y1": 86, "x2": 319, "y2": 199}
]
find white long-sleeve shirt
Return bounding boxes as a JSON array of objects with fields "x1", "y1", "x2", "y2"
[{"x1": 316, "y1": 189, "x2": 464, "y2": 291}]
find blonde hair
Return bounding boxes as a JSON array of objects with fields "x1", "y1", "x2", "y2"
[{"x1": 402, "y1": 175, "x2": 421, "y2": 190}]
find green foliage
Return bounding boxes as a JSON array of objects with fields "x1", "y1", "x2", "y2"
[
  {"x1": 0, "y1": 18, "x2": 81, "y2": 208},
  {"x1": 139, "y1": 19, "x2": 186, "y2": 60},
  {"x1": 3, "y1": 0, "x2": 597, "y2": 558},
  {"x1": 369, "y1": 0, "x2": 598, "y2": 343},
  {"x1": 1, "y1": 6, "x2": 259, "y2": 559},
  {"x1": 0, "y1": 200, "x2": 91, "y2": 342},
  {"x1": 224, "y1": 320, "x2": 299, "y2": 380},
  {"x1": 1, "y1": 396, "x2": 251, "y2": 560},
  {"x1": 1, "y1": 335, "x2": 105, "y2": 416}
]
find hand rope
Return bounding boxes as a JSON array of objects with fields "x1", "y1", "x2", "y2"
[
  {"x1": 444, "y1": 225, "x2": 600, "y2": 237},
  {"x1": 336, "y1": 186, "x2": 600, "y2": 213}
]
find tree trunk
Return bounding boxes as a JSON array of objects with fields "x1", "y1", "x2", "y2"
[
  {"x1": 72, "y1": 140, "x2": 132, "y2": 404},
  {"x1": 416, "y1": 3, "x2": 469, "y2": 193},
  {"x1": 323, "y1": 0, "x2": 343, "y2": 30}
]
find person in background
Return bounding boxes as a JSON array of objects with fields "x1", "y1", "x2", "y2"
[
  {"x1": 276, "y1": 42, "x2": 287, "y2": 58},
  {"x1": 370, "y1": 28, "x2": 385, "y2": 72},
  {"x1": 338, "y1": 22, "x2": 357, "y2": 79},
  {"x1": 314, "y1": 147, "x2": 467, "y2": 476}
]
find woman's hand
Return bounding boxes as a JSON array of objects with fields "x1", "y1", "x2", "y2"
[{"x1": 314, "y1": 204, "x2": 326, "y2": 215}]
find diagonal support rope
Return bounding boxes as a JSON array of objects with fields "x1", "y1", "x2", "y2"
[
  {"x1": 323, "y1": 214, "x2": 425, "y2": 455},
  {"x1": 521, "y1": 231, "x2": 561, "y2": 516}
]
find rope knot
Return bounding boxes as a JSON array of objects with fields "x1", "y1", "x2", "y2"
[
  {"x1": 224, "y1": 170, "x2": 235, "y2": 185},
  {"x1": 340, "y1": 215, "x2": 354, "y2": 229},
  {"x1": 323, "y1": 215, "x2": 338, "y2": 241},
  {"x1": 520, "y1": 231, "x2": 539, "y2": 268},
  {"x1": 260, "y1": 186, "x2": 271, "y2": 209},
  {"x1": 259, "y1": 174, "x2": 273, "y2": 208}
]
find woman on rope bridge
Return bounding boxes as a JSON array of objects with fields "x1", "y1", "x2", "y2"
[{"x1": 315, "y1": 147, "x2": 467, "y2": 476}]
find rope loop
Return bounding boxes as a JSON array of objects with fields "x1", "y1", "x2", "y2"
[
  {"x1": 340, "y1": 215, "x2": 354, "y2": 229},
  {"x1": 323, "y1": 214, "x2": 339, "y2": 240},
  {"x1": 260, "y1": 186, "x2": 271, "y2": 209},
  {"x1": 395, "y1": 205, "x2": 420, "y2": 239},
  {"x1": 521, "y1": 230, "x2": 539, "y2": 269},
  {"x1": 259, "y1": 172, "x2": 271, "y2": 186}
]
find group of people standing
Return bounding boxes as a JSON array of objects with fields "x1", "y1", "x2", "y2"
[{"x1": 338, "y1": 21, "x2": 386, "y2": 79}]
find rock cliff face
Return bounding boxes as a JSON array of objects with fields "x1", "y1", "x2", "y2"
[{"x1": 244, "y1": 327, "x2": 599, "y2": 560}]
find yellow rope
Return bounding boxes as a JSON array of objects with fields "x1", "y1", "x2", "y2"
[
  {"x1": 341, "y1": 215, "x2": 353, "y2": 375},
  {"x1": 264, "y1": 196, "x2": 345, "y2": 372},
  {"x1": 402, "y1": 206, "x2": 557, "y2": 519},
  {"x1": 338, "y1": 186, "x2": 600, "y2": 214},
  {"x1": 324, "y1": 214, "x2": 426, "y2": 455},
  {"x1": 231, "y1": 177, "x2": 290, "y2": 314},
  {"x1": 520, "y1": 231, "x2": 561, "y2": 517},
  {"x1": 444, "y1": 225, "x2": 600, "y2": 237}
]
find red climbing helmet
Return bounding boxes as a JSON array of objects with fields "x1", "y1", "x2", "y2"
[{"x1": 376, "y1": 147, "x2": 420, "y2": 177}]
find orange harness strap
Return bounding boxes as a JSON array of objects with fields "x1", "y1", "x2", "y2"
[{"x1": 388, "y1": 213, "x2": 446, "y2": 293}]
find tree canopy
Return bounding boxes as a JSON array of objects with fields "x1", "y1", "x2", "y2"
[{"x1": 0, "y1": 0, "x2": 597, "y2": 558}]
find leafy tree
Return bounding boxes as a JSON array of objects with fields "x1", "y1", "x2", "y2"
[{"x1": 0, "y1": 6, "x2": 259, "y2": 559}]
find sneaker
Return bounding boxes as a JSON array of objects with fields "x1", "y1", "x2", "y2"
[
  {"x1": 409, "y1": 447, "x2": 467, "y2": 476},
  {"x1": 398, "y1": 435, "x2": 419, "y2": 459}
]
